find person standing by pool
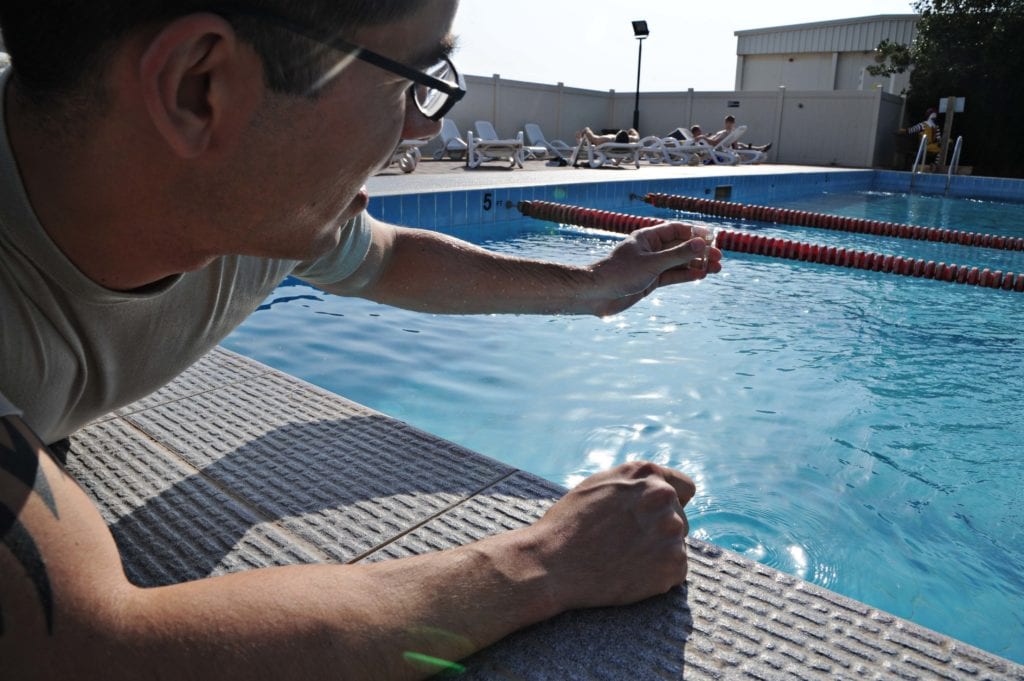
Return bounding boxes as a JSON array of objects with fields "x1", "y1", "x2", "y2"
[{"x1": 0, "y1": 1, "x2": 721, "y2": 679}]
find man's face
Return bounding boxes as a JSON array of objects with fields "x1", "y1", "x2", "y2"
[
  {"x1": 226, "y1": 0, "x2": 458, "y2": 261},
  {"x1": 724, "y1": 120, "x2": 735, "y2": 132}
]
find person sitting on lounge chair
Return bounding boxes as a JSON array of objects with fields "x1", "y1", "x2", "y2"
[
  {"x1": 665, "y1": 125, "x2": 703, "y2": 143},
  {"x1": 707, "y1": 115, "x2": 772, "y2": 152},
  {"x1": 666, "y1": 125, "x2": 716, "y2": 145},
  {"x1": 576, "y1": 126, "x2": 640, "y2": 145}
]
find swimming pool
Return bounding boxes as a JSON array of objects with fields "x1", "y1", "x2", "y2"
[{"x1": 224, "y1": 180, "x2": 1024, "y2": 663}]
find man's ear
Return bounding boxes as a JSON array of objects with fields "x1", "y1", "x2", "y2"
[{"x1": 138, "y1": 13, "x2": 259, "y2": 159}]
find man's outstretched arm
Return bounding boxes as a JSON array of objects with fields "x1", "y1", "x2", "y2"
[
  {"x1": 322, "y1": 215, "x2": 721, "y2": 317},
  {"x1": 1, "y1": 414, "x2": 694, "y2": 680}
]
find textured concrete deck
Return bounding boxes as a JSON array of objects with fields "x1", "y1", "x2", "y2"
[{"x1": 67, "y1": 348, "x2": 1024, "y2": 679}]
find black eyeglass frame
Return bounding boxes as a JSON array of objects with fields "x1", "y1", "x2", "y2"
[{"x1": 207, "y1": 4, "x2": 467, "y2": 120}]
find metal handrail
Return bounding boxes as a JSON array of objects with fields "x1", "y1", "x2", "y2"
[
  {"x1": 909, "y1": 133, "x2": 928, "y2": 191},
  {"x1": 945, "y1": 136, "x2": 964, "y2": 195}
]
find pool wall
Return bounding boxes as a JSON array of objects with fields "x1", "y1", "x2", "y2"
[{"x1": 367, "y1": 170, "x2": 1024, "y2": 233}]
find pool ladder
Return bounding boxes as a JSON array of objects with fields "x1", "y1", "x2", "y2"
[
  {"x1": 945, "y1": 136, "x2": 964, "y2": 195},
  {"x1": 909, "y1": 134, "x2": 929, "y2": 192}
]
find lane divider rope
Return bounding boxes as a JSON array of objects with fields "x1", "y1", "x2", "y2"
[
  {"x1": 517, "y1": 200, "x2": 1024, "y2": 293},
  {"x1": 643, "y1": 192, "x2": 1024, "y2": 253}
]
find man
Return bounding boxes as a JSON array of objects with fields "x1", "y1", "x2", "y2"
[
  {"x1": 0, "y1": 1, "x2": 721, "y2": 678},
  {"x1": 706, "y1": 115, "x2": 772, "y2": 153},
  {"x1": 575, "y1": 126, "x2": 640, "y2": 145}
]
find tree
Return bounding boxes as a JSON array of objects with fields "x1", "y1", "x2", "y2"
[
  {"x1": 905, "y1": 0, "x2": 1024, "y2": 177},
  {"x1": 866, "y1": 39, "x2": 914, "y2": 86}
]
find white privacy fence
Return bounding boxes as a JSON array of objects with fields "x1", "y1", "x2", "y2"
[{"x1": 429, "y1": 74, "x2": 905, "y2": 169}]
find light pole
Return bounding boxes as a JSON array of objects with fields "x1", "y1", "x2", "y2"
[{"x1": 631, "y1": 20, "x2": 649, "y2": 133}]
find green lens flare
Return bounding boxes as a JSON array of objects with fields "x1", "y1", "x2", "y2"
[{"x1": 402, "y1": 651, "x2": 466, "y2": 675}]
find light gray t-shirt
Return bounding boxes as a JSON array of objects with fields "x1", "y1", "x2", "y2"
[{"x1": 0, "y1": 64, "x2": 374, "y2": 443}]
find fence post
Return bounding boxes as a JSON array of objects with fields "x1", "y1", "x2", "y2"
[
  {"x1": 686, "y1": 88, "x2": 694, "y2": 130},
  {"x1": 556, "y1": 82, "x2": 564, "y2": 143},
  {"x1": 492, "y1": 73, "x2": 500, "y2": 130},
  {"x1": 866, "y1": 86, "x2": 883, "y2": 167},
  {"x1": 773, "y1": 86, "x2": 786, "y2": 162}
]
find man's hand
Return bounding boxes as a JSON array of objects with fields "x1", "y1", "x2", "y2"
[
  {"x1": 587, "y1": 221, "x2": 723, "y2": 317},
  {"x1": 529, "y1": 461, "x2": 696, "y2": 612}
]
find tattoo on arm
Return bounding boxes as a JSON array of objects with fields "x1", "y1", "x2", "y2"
[
  {"x1": 1, "y1": 418, "x2": 60, "y2": 635},
  {"x1": 0, "y1": 504, "x2": 55, "y2": 634},
  {"x1": 0, "y1": 420, "x2": 59, "y2": 520}
]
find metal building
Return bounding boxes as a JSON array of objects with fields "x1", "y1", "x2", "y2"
[{"x1": 734, "y1": 14, "x2": 919, "y2": 94}]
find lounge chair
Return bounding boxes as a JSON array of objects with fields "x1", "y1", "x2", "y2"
[
  {"x1": 386, "y1": 139, "x2": 427, "y2": 173},
  {"x1": 524, "y1": 123, "x2": 574, "y2": 163},
  {"x1": 467, "y1": 121, "x2": 526, "y2": 169},
  {"x1": 569, "y1": 134, "x2": 644, "y2": 169},
  {"x1": 714, "y1": 125, "x2": 768, "y2": 164},
  {"x1": 476, "y1": 120, "x2": 547, "y2": 161},
  {"x1": 432, "y1": 118, "x2": 468, "y2": 161},
  {"x1": 638, "y1": 135, "x2": 681, "y2": 165},
  {"x1": 652, "y1": 134, "x2": 706, "y2": 166},
  {"x1": 677, "y1": 125, "x2": 767, "y2": 165}
]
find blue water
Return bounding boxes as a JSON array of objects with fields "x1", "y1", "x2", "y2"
[{"x1": 224, "y1": 190, "x2": 1024, "y2": 662}]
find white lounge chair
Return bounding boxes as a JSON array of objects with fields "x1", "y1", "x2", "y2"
[
  {"x1": 467, "y1": 121, "x2": 526, "y2": 169},
  {"x1": 652, "y1": 134, "x2": 706, "y2": 166},
  {"x1": 524, "y1": 123, "x2": 574, "y2": 163},
  {"x1": 637, "y1": 135, "x2": 677, "y2": 165},
  {"x1": 713, "y1": 125, "x2": 768, "y2": 164},
  {"x1": 476, "y1": 120, "x2": 546, "y2": 161},
  {"x1": 385, "y1": 139, "x2": 427, "y2": 173},
  {"x1": 569, "y1": 135, "x2": 643, "y2": 169},
  {"x1": 432, "y1": 118, "x2": 468, "y2": 161},
  {"x1": 678, "y1": 125, "x2": 767, "y2": 165}
]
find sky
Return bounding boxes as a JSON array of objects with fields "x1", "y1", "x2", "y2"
[{"x1": 450, "y1": 0, "x2": 917, "y2": 93}]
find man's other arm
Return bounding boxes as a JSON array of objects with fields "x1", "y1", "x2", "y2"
[
  {"x1": 1, "y1": 415, "x2": 694, "y2": 680},
  {"x1": 321, "y1": 215, "x2": 721, "y2": 317}
]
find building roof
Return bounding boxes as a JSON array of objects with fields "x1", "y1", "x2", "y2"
[{"x1": 735, "y1": 14, "x2": 920, "y2": 56}]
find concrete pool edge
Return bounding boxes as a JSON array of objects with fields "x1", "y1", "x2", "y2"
[
  {"x1": 365, "y1": 165, "x2": 1024, "y2": 241},
  {"x1": 68, "y1": 347, "x2": 1024, "y2": 678}
]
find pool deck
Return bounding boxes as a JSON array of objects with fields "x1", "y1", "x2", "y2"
[
  {"x1": 368, "y1": 157, "x2": 865, "y2": 195},
  {"x1": 68, "y1": 160, "x2": 1024, "y2": 678}
]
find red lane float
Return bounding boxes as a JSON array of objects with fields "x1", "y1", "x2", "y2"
[
  {"x1": 516, "y1": 200, "x2": 1024, "y2": 294},
  {"x1": 643, "y1": 193, "x2": 1023, "y2": 253}
]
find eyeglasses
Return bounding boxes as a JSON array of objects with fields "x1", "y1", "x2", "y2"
[{"x1": 208, "y1": 5, "x2": 467, "y2": 120}]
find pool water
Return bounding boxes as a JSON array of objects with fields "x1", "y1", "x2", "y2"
[
  {"x1": 224, "y1": 190, "x2": 1024, "y2": 662},
  {"x1": 778, "y1": 189, "x2": 1024, "y2": 236}
]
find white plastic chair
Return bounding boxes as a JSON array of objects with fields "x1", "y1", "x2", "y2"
[
  {"x1": 682, "y1": 125, "x2": 767, "y2": 165},
  {"x1": 653, "y1": 134, "x2": 705, "y2": 166},
  {"x1": 524, "y1": 123, "x2": 574, "y2": 162},
  {"x1": 467, "y1": 121, "x2": 525, "y2": 168},
  {"x1": 432, "y1": 119, "x2": 468, "y2": 161},
  {"x1": 638, "y1": 135, "x2": 672, "y2": 164},
  {"x1": 386, "y1": 139, "x2": 427, "y2": 173},
  {"x1": 569, "y1": 135, "x2": 643, "y2": 169}
]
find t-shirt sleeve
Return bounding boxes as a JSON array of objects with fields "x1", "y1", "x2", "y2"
[
  {"x1": 291, "y1": 211, "x2": 374, "y2": 286},
  {"x1": 0, "y1": 387, "x2": 22, "y2": 419}
]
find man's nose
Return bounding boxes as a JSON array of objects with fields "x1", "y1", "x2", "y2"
[{"x1": 401, "y1": 105, "x2": 443, "y2": 141}]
